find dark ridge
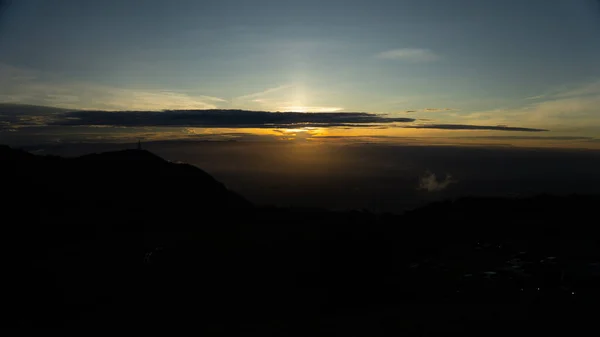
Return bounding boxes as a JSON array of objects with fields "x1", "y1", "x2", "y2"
[
  {"x1": 2, "y1": 145, "x2": 600, "y2": 335},
  {"x1": 78, "y1": 148, "x2": 165, "y2": 162},
  {"x1": 1, "y1": 145, "x2": 252, "y2": 232},
  {"x1": 0, "y1": 143, "x2": 36, "y2": 159}
]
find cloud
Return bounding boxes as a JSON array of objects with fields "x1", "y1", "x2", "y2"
[
  {"x1": 525, "y1": 94, "x2": 547, "y2": 100},
  {"x1": 418, "y1": 171, "x2": 457, "y2": 192},
  {"x1": 0, "y1": 64, "x2": 38, "y2": 84},
  {"x1": 198, "y1": 95, "x2": 228, "y2": 103},
  {"x1": 279, "y1": 106, "x2": 343, "y2": 113},
  {"x1": 405, "y1": 124, "x2": 549, "y2": 132},
  {"x1": 377, "y1": 48, "x2": 439, "y2": 62},
  {"x1": 405, "y1": 108, "x2": 456, "y2": 113},
  {"x1": 454, "y1": 136, "x2": 593, "y2": 141},
  {"x1": 0, "y1": 63, "x2": 223, "y2": 111},
  {"x1": 0, "y1": 103, "x2": 70, "y2": 129},
  {"x1": 461, "y1": 80, "x2": 600, "y2": 129},
  {"x1": 0, "y1": 104, "x2": 416, "y2": 129},
  {"x1": 236, "y1": 84, "x2": 296, "y2": 101},
  {"x1": 234, "y1": 84, "x2": 340, "y2": 112},
  {"x1": 553, "y1": 81, "x2": 600, "y2": 99},
  {"x1": 425, "y1": 108, "x2": 455, "y2": 112}
]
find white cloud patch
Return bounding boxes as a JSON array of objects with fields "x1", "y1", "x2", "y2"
[
  {"x1": 457, "y1": 80, "x2": 600, "y2": 130},
  {"x1": 236, "y1": 84, "x2": 296, "y2": 101},
  {"x1": 418, "y1": 171, "x2": 457, "y2": 192},
  {"x1": 233, "y1": 84, "x2": 345, "y2": 112},
  {"x1": 0, "y1": 63, "x2": 223, "y2": 111},
  {"x1": 525, "y1": 94, "x2": 547, "y2": 101},
  {"x1": 155, "y1": 89, "x2": 228, "y2": 103},
  {"x1": 377, "y1": 48, "x2": 439, "y2": 62},
  {"x1": 280, "y1": 106, "x2": 343, "y2": 113},
  {"x1": 553, "y1": 81, "x2": 600, "y2": 99},
  {"x1": 405, "y1": 108, "x2": 457, "y2": 113}
]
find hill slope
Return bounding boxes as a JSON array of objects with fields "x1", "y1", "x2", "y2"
[
  {"x1": 3, "y1": 145, "x2": 600, "y2": 335},
  {"x1": 2, "y1": 145, "x2": 251, "y2": 228}
]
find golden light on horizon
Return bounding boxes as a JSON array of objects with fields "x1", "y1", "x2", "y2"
[
  {"x1": 155, "y1": 126, "x2": 600, "y2": 150},
  {"x1": 280, "y1": 106, "x2": 344, "y2": 113}
]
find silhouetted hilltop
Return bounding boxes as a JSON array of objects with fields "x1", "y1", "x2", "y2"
[
  {"x1": 79, "y1": 148, "x2": 165, "y2": 161},
  {"x1": 2, "y1": 145, "x2": 251, "y2": 230},
  {"x1": 3, "y1": 144, "x2": 600, "y2": 335},
  {"x1": 0, "y1": 144, "x2": 36, "y2": 159}
]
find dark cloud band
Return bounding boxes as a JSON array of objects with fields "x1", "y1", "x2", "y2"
[
  {"x1": 405, "y1": 124, "x2": 549, "y2": 132},
  {"x1": 49, "y1": 109, "x2": 415, "y2": 128},
  {"x1": 1, "y1": 104, "x2": 549, "y2": 132}
]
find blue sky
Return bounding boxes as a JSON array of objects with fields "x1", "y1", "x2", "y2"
[{"x1": 1, "y1": 0, "x2": 600, "y2": 147}]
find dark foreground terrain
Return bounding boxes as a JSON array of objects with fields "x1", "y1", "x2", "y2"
[{"x1": 3, "y1": 144, "x2": 600, "y2": 335}]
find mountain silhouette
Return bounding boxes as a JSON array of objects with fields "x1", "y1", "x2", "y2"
[
  {"x1": 3, "y1": 145, "x2": 600, "y2": 335},
  {"x1": 2, "y1": 145, "x2": 255, "y2": 330},
  {"x1": 2, "y1": 145, "x2": 251, "y2": 228}
]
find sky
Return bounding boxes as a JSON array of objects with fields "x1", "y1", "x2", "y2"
[{"x1": 1, "y1": 0, "x2": 600, "y2": 148}]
